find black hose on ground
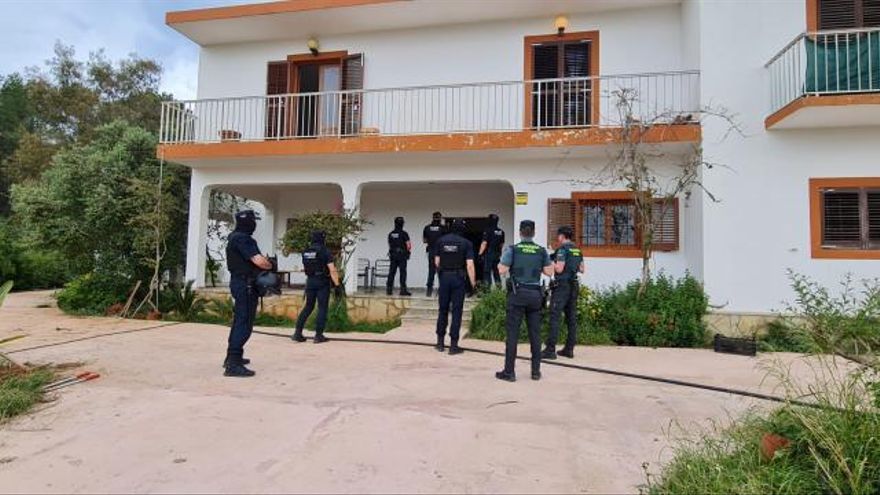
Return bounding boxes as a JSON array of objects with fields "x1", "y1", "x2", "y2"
[{"x1": 5, "y1": 322, "x2": 183, "y2": 355}]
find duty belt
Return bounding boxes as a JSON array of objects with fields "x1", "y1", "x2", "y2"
[
  {"x1": 440, "y1": 269, "x2": 467, "y2": 276},
  {"x1": 515, "y1": 283, "x2": 541, "y2": 291}
]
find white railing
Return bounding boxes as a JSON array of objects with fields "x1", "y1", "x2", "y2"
[
  {"x1": 159, "y1": 71, "x2": 700, "y2": 144},
  {"x1": 766, "y1": 27, "x2": 880, "y2": 113}
]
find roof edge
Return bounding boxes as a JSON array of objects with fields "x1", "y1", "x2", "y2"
[{"x1": 166, "y1": 0, "x2": 404, "y2": 26}]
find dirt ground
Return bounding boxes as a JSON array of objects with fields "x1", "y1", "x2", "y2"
[{"x1": 0, "y1": 291, "x2": 813, "y2": 494}]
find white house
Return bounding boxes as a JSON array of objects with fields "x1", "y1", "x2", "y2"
[{"x1": 160, "y1": 0, "x2": 880, "y2": 317}]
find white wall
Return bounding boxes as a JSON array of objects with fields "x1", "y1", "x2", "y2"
[
  {"x1": 196, "y1": 4, "x2": 687, "y2": 99},
  {"x1": 698, "y1": 1, "x2": 880, "y2": 313}
]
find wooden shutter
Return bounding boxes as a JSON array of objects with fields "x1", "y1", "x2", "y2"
[
  {"x1": 547, "y1": 198, "x2": 575, "y2": 249},
  {"x1": 819, "y1": 0, "x2": 858, "y2": 29},
  {"x1": 652, "y1": 198, "x2": 679, "y2": 251},
  {"x1": 266, "y1": 62, "x2": 289, "y2": 138},
  {"x1": 822, "y1": 190, "x2": 862, "y2": 246},
  {"x1": 865, "y1": 0, "x2": 880, "y2": 26},
  {"x1": 341, "y1": 54, "x2": 364, "y2": 136},
  {"x1": 532, "y1": 44, "x2": 559, "y2": 128},
  {"x1": 868, "y1": 190, "x2": 880, "y2": 247}
]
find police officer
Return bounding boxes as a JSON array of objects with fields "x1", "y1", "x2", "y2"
[
  {"x1": 224, "y1": 210, "x2": 273, "y2": 377},
  {"x1": 433, "y1": 218, "x2": 477, "y2": 354},
  {"x1": 292, "y1": 230, "x2": 341, "y2": 344},
  {"x1": 387, "y1": 216, "x2": 412, "y2": 296},
  {"x1": 496, "y1": 220, "x2": 553, "y2": 382},
  {"x1": 423, "y1": 211, "x2": 445, "y2": 297},
  {"x1": 478, "y1": 213, "x2": 505, "y2": 288},
  {"x1": 542, "y1": 226, "x2": 584, "y2": 360}
]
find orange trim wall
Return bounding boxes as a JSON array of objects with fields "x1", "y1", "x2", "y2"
[
  {"x1": 158, "y1": 125, "x2": 700, "y2": 161},
  {"x1": 765, "y1": 94, "x2": 880, "y2": 129},
  {"x1": 166, "y1": 0, "x2": 402, "y2": 25},
  {"x1": 806, "y1": 0, "x2": 818, "y2": 31},
  {"x1": 809, "y1": 177, "x2": 880, "y2": 260},
  {"x1": 523, "y1": 31, "x2": 601, "y2": 129}
]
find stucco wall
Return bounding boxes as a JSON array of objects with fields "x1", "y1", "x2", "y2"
[{"x1": 697, "y1": 1, "x2": 880, "y2": 312}]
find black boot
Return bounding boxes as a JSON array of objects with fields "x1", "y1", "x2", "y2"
[
  {"x1": 435, "y1": 335, "x2": 445, "y2": 352},
  {"x1": 495, "y1": 370, "x2": 516, "y2": 382},
  {"x1": 313, "y1": 334, "x2": 329, "y2": 344},
  {"x1": 291, "y1": 332, "x2": 306, "y2": 343},
  {"x1": 399, "y1": 288, "x2": 412, "y2": 297},
  {"x1": 531, "y1": 369, "x2": 542, "y2": 381},
  {"x1": 448, "y1": 341, "x2": 463, "y2": 355},
  {"x1": 223, "y1": 353, "x2": 255, "y2": 377},
  {"x1": 386, "y1": 287, "x2": 394, "y2": 296},
  {"x1": 222, "y1": 356, "x2": 250, "y2": 368},
  {"x1": 541, "y1": 347, "x2": 557, "y2": 360},
  {"x1": 426, "y1": 287, "x2": 433, "y2": 298},
  {"x1": 558, "y1": 347, "x2": 575, "y2": 359}
]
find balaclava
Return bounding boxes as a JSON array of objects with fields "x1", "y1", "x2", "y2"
[
  {"x1": 451, "y1": 218, "x2": 466, "y2": 234},
  {"x1": 234, "y1": 210, "x2": 257, "y2": 235},
  {"x1": 394, "y1": 216, "x2": 405, "y2": 230},
  {"x1": 488, "y1": 213, "x2": 499, "y2": 228},
  {"x1": 311, "y1": 230, "x2": 326, "y2": 246}
]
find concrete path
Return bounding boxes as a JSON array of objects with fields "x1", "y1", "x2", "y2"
[{"x1": 0, "y1": 291, "x2": 811, "y2": 494}]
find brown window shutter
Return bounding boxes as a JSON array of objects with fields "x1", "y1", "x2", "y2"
[
  {"x1": 652, "y1": 198, "x2": 679, "y2": 251},
  {"x1": 865, "y1": 0, "x2": 880, "y2": 26},
  {"x1": 266, "y1": 62, "x2": 290, "y2": 138},
  {"x1": 819, "y1": 0, "x2": 859, "y2": 29},
  {"x1": 822, "y1": 190, "x2": 862, "y2": 247},
  {"x1": 867, "y1": 190, "x2": 880, "y2": 247},
  {"x1": 547, "y1": 198, "x2": 575, "y2": 250},
  {"x1": 341, "y1": 54, "x2": 364, "y2": 136}
]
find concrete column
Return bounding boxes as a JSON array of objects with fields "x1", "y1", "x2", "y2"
[
  {"x1": 185, "y1": 180, "x2": 211, "y2": 288},
  {"x1": 340, "y1": 181, "x2": 361, "y2": 295}
]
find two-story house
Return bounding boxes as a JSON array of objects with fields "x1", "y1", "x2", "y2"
[{"x1": 159, "y1": 0, "x2": 880, "y2": 322}]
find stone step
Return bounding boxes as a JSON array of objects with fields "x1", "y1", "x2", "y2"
[{"x1": 401, "y1": 307, "x2": 473, "y2": 322}]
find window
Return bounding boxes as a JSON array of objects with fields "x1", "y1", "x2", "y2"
[
  {"x1": 524, "y1": 31, "x2": 599, "y2": 129},
  {"x1": 816, "y1": 0, "x2": 880, "y2": 30},
  {"x1": 810, "y1": 178, "x2": 880, "y2": 259},
  {"x1": 549, "y1": 193, "x2": 679, "y2": 257}
]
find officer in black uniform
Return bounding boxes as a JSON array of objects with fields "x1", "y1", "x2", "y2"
[
  {"x1": 433, "y1": 218, "x2": 477, "y2": 354},
  {"x1": 542, "y1": 226, "x2": 585, "y2": 360},
  {"x1": 478, "y1": 213, "x2": 505, "y2": 288},
  {"x1": 292, "y1": 230, "x2": 341, "y2": 344},
  {"x1": 496, "y1": 220, "x2": 553, "y2": 382},
  {"x1": 387, "y1": 216, "x2": 412, "y2": 296},
  {"x1": 422, "y1": 211, "x2": 445, "y2": 297},
  {"x1": 224, "y1": 210, "x2": 273, "y2": 377}
]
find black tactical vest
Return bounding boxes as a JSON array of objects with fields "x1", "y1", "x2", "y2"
[
  {"x1": 511, "y1": 241, "x2": 546, "y2": 285},
  {"x1": 487, "y1": 228, "x2": 505, "y2": 251},
  {"x1": 437, "y1": 236, "x2": 467, "y2": 271},
  {"x1": 557, "y1": 242, "x2": 583, "y2": 282},
  {"x1": 226, "y1": 232, "x2": 256, "y2": 278},
  {"x1": 425, "y1": 224, "x2": 444, "y2": 251},
  {"x1": 302, "y1": 246, "x2": 328, "y2": 277}
]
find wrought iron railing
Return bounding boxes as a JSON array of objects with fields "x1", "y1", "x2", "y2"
[{"x1": 159, "y1": 70, "x2": 700, "y2": 144}]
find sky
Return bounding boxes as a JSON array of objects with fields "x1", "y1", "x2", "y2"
[{"x1": 0, "y1": 0, "x2": 247, "y2": 100}]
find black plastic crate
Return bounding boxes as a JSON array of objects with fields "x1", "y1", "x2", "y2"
[{"x1": 713, "y1": 334, "x2": 757, "y2": 356}]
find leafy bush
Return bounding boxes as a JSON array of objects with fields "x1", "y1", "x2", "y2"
[
  {"x1": 594, "y1": 274, "x2": 709, "y2": 348},
  {"x1": 757, "y1": 320, "x2": 818, "y2": 354},
  {"x1": 469, "y1": 286, "x2": 611, "y2": 345},
  {"x1": 0, "y1": 219, "x2": 71, "y2": 290},
  {"x1": 159, "y1": 280, "x2": 206, "y2": 321},
  {"x1": 56, "y1": 272, "x2": 132, "y2": 315}
]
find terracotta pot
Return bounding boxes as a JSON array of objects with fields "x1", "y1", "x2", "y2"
[{"x1": 760, "y1": 432, "x2": 790, "y2": 461}]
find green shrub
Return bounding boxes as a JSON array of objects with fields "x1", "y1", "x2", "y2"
[
  {"x1": 468, "y1": 286, "x2": 611, "y2": 345},
  {"x1": 159, "y1": 280, "x2": 206, "y2": 321},
  {"x1": 11, "y1": 250, "x2": 71, "y2": 290},
  {"x1": 593, "y1": 274, "x2": 709, "y2": 348},
  {"x1": 56, "y1": 272, "x2": 132, "y2": 315},
  {"x1": 757, "y1": 320, "x2": 819, "y2": 353}
]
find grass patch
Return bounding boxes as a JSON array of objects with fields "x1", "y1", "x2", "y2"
[
  {"x1": 757, "y1": 320, "x2": 819, "y2": 354},
  {"x1": 0, "y1": 367, "x2": 55, "y2": 422}
]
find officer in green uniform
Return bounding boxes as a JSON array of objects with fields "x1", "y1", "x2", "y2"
[
  {"x1": 496, "y1": 220, "x2": 553, "y2": 382},
  {"x1": 542, "y1": 226, "x2": 585, "y2": 360}
]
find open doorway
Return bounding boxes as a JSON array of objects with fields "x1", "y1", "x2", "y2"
[{"x1": 447, "y1": 216, "x2": 493, "y2": 282}]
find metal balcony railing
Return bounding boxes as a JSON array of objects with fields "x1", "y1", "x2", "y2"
[
  {"x1": 159, "y1": 70, "x2": 700, "y2": 145},
  {"x1": 766, "y1": 27, "x2": 880, "y2": 113}
]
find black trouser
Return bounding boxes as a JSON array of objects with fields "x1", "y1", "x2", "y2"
[
  {"x1": 296, "y1": 278, "x2": 331, "y2": 336},
  {"x1": 227, "y1": 275, "x2": 258, "y2": 363},
  {"x1": 387, "y1": 256, "x2": 408, "y2": 292},
  {"x1": 504, "y1": 286, "x2": 543, "y2": 374},
  {"x1": 426, "y1": 250, "x2": 437, "y2": 289},
  {"x1": 436, "y1": 271, "x2": 467, "y2": 343},
  {"x1": 482, "y1": 251, "x2": 501, "y2": 287},
  {"x1": 547, "y1": 280, "x2": 578, "y2": 350}
]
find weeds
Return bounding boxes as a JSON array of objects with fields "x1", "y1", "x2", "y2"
[{"x1": 0, "y1": 367, "x2": 55, "y2": 422}]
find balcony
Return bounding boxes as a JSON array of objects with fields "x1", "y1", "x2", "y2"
[
  {"x1": 158, "y1": 70, "x2": 700, "y2": 161},
  {"x1": 765, "y1": 27, "x2": 880, "y2": 129}
]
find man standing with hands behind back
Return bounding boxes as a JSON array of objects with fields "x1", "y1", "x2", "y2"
[{"x1": 433, "y1": 218, "x2": 477, "y2": 355}]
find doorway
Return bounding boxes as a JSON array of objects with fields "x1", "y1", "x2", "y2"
[
  {"x1": 294, "y1": 62, "x2": 341, "y2": 137},
  {"x1": 447, "y1": 216, "x2": 493, "y2": 282}
]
